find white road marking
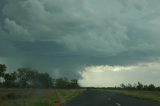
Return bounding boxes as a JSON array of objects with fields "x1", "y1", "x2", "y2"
[{"x1": 116, "y1": 103, "x2": 121, "y2": 106}]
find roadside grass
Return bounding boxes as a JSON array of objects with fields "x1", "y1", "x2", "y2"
[
  {"x1": 111, "y1": 90, "x2": 160, "y2": 103},
  {"x1": 0, "y1": 89, "x2": 84, "y2": 106}
]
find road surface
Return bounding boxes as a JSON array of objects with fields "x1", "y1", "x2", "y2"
[{"x1": 64, "y1": 89, "x2": 160, "y2": 106}]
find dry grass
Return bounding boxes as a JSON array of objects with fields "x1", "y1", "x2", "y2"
[{"x1": 0, "y1": 88, "x2": 83, "y2": 106}]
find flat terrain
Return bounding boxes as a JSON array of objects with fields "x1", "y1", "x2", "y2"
[
  {"x1": 112, "y1": 90, "x2": 160, "y2": 103},
  {"x1": 65, "y1": 89, "x2": 160, "y2": 106},
  {"x1": 0, "y1": 89, "x2": 82, "y2": 106},
  {"x1": 1, "y1": 89, "x2": 160, "y2": 106}
]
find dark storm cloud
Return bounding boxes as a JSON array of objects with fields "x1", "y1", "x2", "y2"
[{"x1": 1, "y1": 0, "x2": 160, "y2": 78}]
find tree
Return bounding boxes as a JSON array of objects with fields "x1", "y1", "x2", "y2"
[
  {"x1": 127, "y1": 83, "x2": 133, "y2": 89},
  {"x1": 33, "y1": 73, "x2": 53, "y2": 88},
  {"x1": 136, "y1": 82, "x2": 143, "y2": 90},
  {"x1": 0, "y1": 64, "x2": 6, "y2": 77},
  {"x1": 157, "y1": 87, "x2": 160, "y2": 91},
  {"x1": 120, "y1": 83, "x2": 126, "y2": 89},
  {"x1": 0, "y1": 64, "x2": 7, "y2": 86},
  {"x1": 3, "y1": 72, "x2": 17, "y2": 87},
  {"x1": 16, "y1": 68, "x2": 42, "y2": 88},
  {"x1": 148, "y1": 84, "x2": 155, "y2": 91},
  {"x1": 69, "y1": 79, "x2": 79, "y2": 88},
  {"x1": 143, "y1": 85, "x2": 148, "y2": 90},
  {"x1": 16, "y1": 68, "x2": 54, "y2": 88},
  {"x1": 55, "y1": 78, "x2": 69, "y2": 89},
  {"x1": 55, "y1": 78, "x2": 80, "y2": 89}
]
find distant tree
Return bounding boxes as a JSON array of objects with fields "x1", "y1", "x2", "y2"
[
  {"x1": 127, "y1": 83, "x2": 133, "y2": 89},
  {"x1": 69, "y1": 79, "x2": 80, "y2": 88},
  {"x1": 148, "y1": 84, "x2": 155, "y2": 91},
  {"x1": 16, "y1": 68, "x2": 31, "y2": 88},
  {"x1": 120, "y1": 83, "x2": 126, "y2": 89},
  {"x1": 16, "y1": 68, "x2": 54, "y2": 88},
  {"x1": 3, "y1": 72, "x2": 17, "y2": 87},
  {"x1": 143, "y1": 85, "x2": 148, "y2": 90},
  {"x1": 34, "y1": 73, "x2": 53, "y2": 88},
  {"x1": 157, "y1": 87, "x2": 160, "y2": 91},
  {"x1": 0, "y1": 64, "x2": 6, "y2": 77},
  {"x1": 0, "y1": 64, "x2": 7, "y2": 86},
  {"x1": 136, "y1": 82, "x2": 143, "y2": 90},
  {"x1": 55, "y1": 78, "x2": 69, "y2": 89},
  {"x1": 133, "y1": 83, "x2": 137, "y2": 89}
]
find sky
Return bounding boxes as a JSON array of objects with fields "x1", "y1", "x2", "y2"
[{"x1": 0, "y1": 0, "x2": 160, "y2": 87}]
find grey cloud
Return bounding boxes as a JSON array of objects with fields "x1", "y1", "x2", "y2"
[{"x1": 1, "y1": 0, "x2": 160, "y2": 78}]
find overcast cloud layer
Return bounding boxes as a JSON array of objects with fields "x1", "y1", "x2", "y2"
[{"x1": 0, "y1": 0, "x2": 160, "y2": 86}]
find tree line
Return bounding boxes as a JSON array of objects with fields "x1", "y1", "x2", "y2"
[
  {"x1": 120, "y1": 82, "x2": 160, "y2": 91},
  {"x1": 0, "y1": 64, "x2": 80, "y2": 89},
  {"x1": 85, "y1": 82, "x2": 160, "y2": 91}
]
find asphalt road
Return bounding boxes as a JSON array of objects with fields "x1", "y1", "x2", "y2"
[{"x1": 64, "y1": 89, "x2": 160, "y2": 106}]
